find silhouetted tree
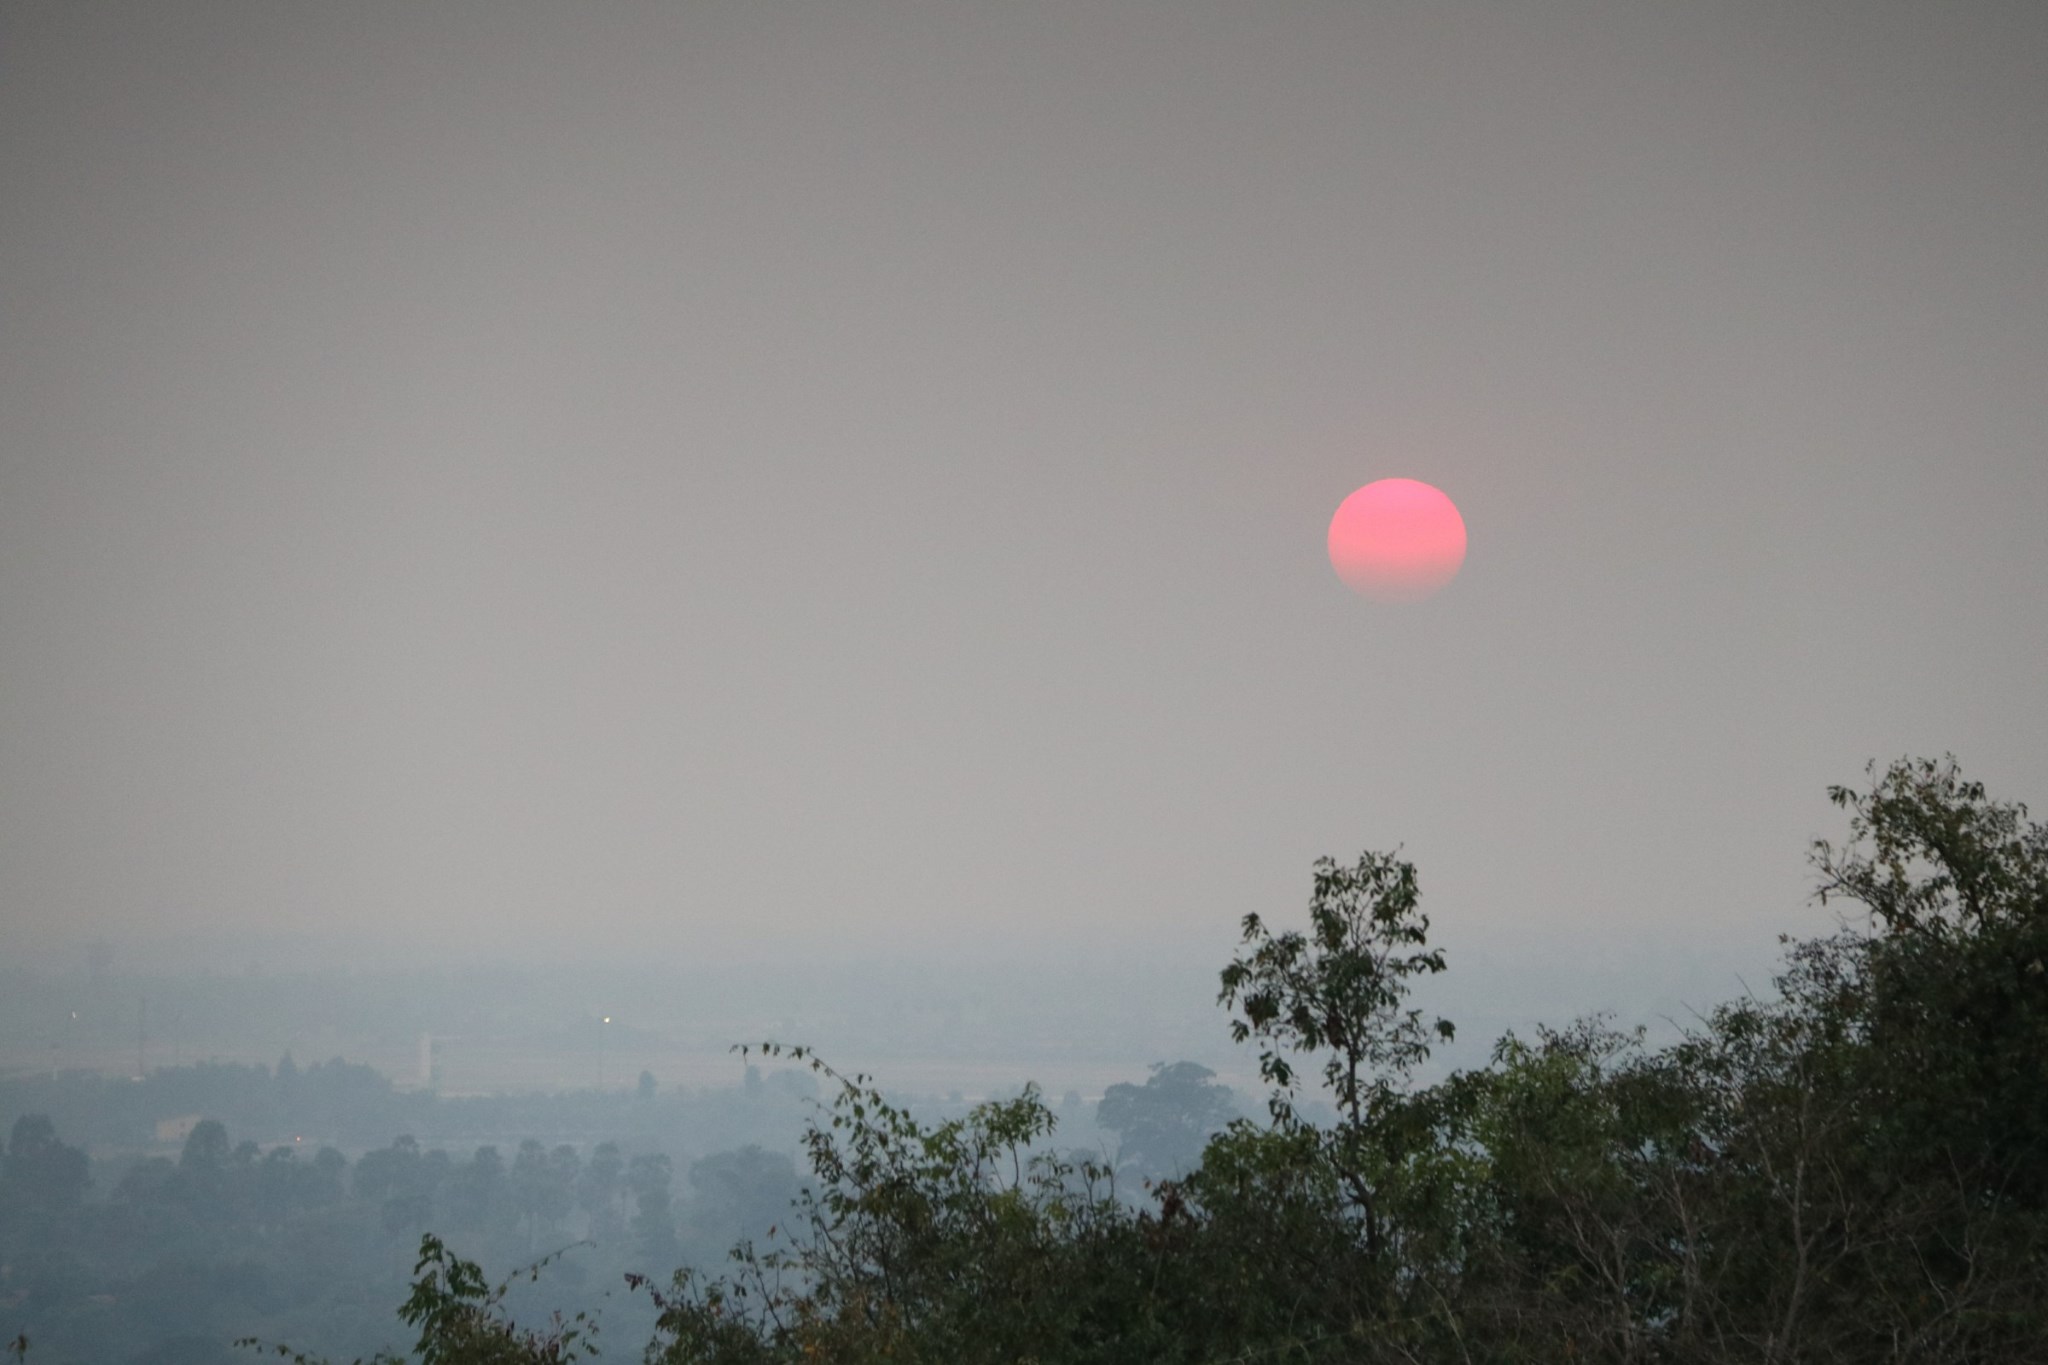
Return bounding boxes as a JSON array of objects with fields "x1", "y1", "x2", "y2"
[
  {"x1": 1094, "y1": 1062, "x2": 1237, "y2": 1182},
  {"x1": 626, "y1": 1152, "x2": 678, "y2": 1264}
]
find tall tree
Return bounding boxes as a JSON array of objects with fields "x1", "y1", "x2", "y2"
[{"x1": 1217, "y1": 850, "x2": 1453, "y2": 1262}]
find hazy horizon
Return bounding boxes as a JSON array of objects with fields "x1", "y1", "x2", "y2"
[{"x1": 5, "y1": 2, "x2": 2045, "y2": 1058}]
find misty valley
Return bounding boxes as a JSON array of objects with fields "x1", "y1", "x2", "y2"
[{"x1": 0, "y1": 996, "x2": 1233, "y2": 1365}]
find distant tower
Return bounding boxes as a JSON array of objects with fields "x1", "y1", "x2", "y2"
[{"x1": 418, "y1": 1032, "x2": 436, "y2": 1090}]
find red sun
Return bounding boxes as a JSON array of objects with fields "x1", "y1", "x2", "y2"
[{"x1": 1327, "y1": 478, "x2": 1467, "y2": 602}]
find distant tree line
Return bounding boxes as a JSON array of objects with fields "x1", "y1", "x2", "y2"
[
  {"x1": 0, "y1": 1096, "x2": 815, "y2": 1365},
  {"x1": 0, "y1": 1054, "x2": 822, "y2": 1156},
  {"x1": 0, "y1": 1010, "x2": 1227, "y2": 1364}
]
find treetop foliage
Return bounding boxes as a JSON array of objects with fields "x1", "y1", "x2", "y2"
[{"x1": 1816, "y1": 753, "x2": 2048, "y2": 933}]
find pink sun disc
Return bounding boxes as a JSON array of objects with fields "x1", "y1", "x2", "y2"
[{"x1": 1327, "y1": 478, "x2": 1467, "y2": 602}]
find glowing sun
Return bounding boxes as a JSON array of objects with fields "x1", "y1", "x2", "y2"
[{"x1": 1327, "y1": 478, "x2": 1467, "y2": 602}]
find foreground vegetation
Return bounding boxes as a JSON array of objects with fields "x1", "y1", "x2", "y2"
[{"x1": 30, "y1": 757, "x2": 2048, "y2": 1362}]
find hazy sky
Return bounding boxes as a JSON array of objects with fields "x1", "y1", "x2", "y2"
[{"x1": 4, "y1": 2, "x2": 2045, "y2": 1040}]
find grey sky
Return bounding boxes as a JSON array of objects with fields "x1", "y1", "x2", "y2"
[{"x1": 4, "y1": 2, "x2": 2044, "y2": 1043}]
